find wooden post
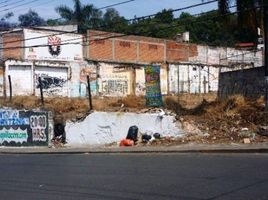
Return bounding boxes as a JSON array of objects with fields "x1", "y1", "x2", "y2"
[
  {"x1": 8, "y1": 75, "x2": 12, "y2": 102},
  {"x1": 87, "y1": 75, "x2": 93, "y2": 110},
  {"x1": 38, "y1": 76, "x2": 44, "y2": 107}
]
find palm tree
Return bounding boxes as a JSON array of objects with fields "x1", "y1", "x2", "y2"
[{"x1": 56, "y1": 0, "x2": 102, "y2": 33}]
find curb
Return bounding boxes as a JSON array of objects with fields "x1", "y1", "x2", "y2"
[{"x1": 0, "y1": 144, "x2": 268, "y2": 154}]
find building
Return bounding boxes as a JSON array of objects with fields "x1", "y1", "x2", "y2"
[
  {"x1": 0, "y1": 27, "x2": 263, "y2": 98},
  {"x1": 0, "y1": 26, "x2": 84, "y2": 97},
  {"x1": 84, "y1": 30, "x2": 263, "y2": 96}
]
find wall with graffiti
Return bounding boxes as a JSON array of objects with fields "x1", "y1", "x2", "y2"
[
  {"x1": 169, "y1": 64, "x2": 220, "y2": 94},
  {"x1": 98, "y1": 63, "x2": 134, "y2": 96},
  {"x1": 35, "y1": 66, "x2": 68, "y2": 97},
  {"x1": 145, "y1": 65, "x2": 163, "y2": 107},
  {"x1": 24, "y1": 29, "x2": 83, "y2": 62},
  {"x1": 0, "y1": 109, "x2": 49, "y2": 146},
  {"x1": 79, "y1": 64, "x2": 98, "y2": 97}
]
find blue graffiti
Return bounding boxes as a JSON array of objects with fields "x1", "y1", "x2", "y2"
[{"x1": 0, "y1": 110, "x2": 29, "y2": 126}]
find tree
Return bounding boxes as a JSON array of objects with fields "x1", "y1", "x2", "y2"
[
  {"x1": 217, "y1": 0, "x2": 263, "y2": 44},
  {"x1": 102, "y1": 8, "x2": 128, "y2": 32},
  {"x1": 0, "y1": 12, "x2": 16, "y2": 30},
  {"x1": 18, "y1": 9, "x2": 45, "y2": 27},
  {"x1": 56, "y1": 0, "x2": 102, "y2": 33}
]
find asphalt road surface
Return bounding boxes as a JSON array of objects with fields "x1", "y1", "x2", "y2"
[{"x1": 0, "y1": 153, "x2": 268, "y2": 200}]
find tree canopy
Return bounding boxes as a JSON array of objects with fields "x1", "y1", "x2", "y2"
[
  {"x1": 18, "y1": 9, "x2": 46, "y2": 27},
  {"x1": 0, "y1": 0, "x2": 263, "y2": 47}
]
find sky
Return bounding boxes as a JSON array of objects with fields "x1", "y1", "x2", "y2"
[{"x1": 1, "y1": 0, "x2": 218, "y2": 22}]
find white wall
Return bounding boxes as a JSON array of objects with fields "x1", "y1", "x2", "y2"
[
  {"x1": 35, "y1": 66, "x2": 69, "y2": 97},
  {"x1": 24, "y1": 29, "x2": 83, "y2": 62},
  {"x1": 5, "y1": 60, "x2": 33, "y2": 96},
  {"x1": 65, "y1": 112, "x2": 183, "y2": 146},
  {"x1": 168, "y1": 64, "x2": 220, "y2": 94}
]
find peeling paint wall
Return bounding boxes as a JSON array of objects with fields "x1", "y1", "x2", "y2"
[
  {"x1": 135, "y1": 67, "x2": 146, "y2": 96},
  {"x1": 65, "y1": 112, "x2": 183, "y2": 146},
  {"x1": 5, "y1": 60, "x2": 73, "y2": 97},
  {"x1": 168, "y1": 64, "x2": 220, "y2": 94},
  {"x1": 98, "y1": 63, "x2": 133, "y2": 96},
  {"x1": 5, "y1": 60, "x2": 33, "y2": 96}
]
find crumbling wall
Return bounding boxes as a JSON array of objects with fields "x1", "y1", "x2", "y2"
[
  {"x1": 218, "y1": 66, "x2": 265, "y2": 99},
  {"x1": 168, "y1": 64, "x2": 220, "y2": 94}
]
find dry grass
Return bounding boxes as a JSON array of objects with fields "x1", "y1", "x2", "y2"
[{"x1": 1, "y1": 93, "x2": 266, "y2": 143}]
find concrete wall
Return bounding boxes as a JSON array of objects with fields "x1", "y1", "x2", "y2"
[
  {"x1": 0, "y1": 109, "x2": 51, "y2": 146},
  {"x1": 24, "y1": 29, "x2": 83, "y2": 61},
  {"x1": 218, "y1": 66, "x2": 265, "y2": 99},
  {"x1": 80, "y1": 62, "x2": 169, "y2": 97},
  {"x1": 65, "y1": 111, "x2": 183, "y2": 146},
  {"x1": 168, "y1": 64, "x2": 220, "y2": 94},
  {"x1": 4, "y1": 60, "x2": 82, "y2": 97}
]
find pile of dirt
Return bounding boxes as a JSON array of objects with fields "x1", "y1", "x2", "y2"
[{"x1": 0, "y1": 95, "x2": 147, "y2": 122}]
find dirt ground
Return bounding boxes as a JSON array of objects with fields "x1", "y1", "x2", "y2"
[{"x1": 1, "y1": 93, "x2": 267, "y2": 144}]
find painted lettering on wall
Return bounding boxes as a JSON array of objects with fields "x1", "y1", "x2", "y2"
[
  {"x1": 102, "y1": 79, "x2": 128, "y2": 96},
  {"x1": 0, "y1": 110, "x2": 29, "y2": 126},
  {"x1": 36, "y1": 73, "x2": 67, "y2": 96},
  {"x1": 0, "y1": 128, "x2": 28, "y2": 143},
  {"x1": 0, "y1": 110, "x2": 49, "y2": 146},
  {"x1": 30, "y1": 115, "x2": 47, "y2": 142}
]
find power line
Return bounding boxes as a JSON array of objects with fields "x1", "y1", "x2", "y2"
[
  {"x1": 53, "y1": 0, "x2": 136, "y2": 21},
  {"x1": 98, "y1": 0, "x2": 135, "y2": 10},
  {"x1": 14, "y1": 0, "x2": 59, "y2": 13},
  {"x1": 1, "y1": 3, "x2": 262, "y2": 51},
  {"x1": 0, "y1": 0, "x2": 217, "y2": 47},
  {"x1": 0, "y1": 0, "x2": 136, "y2": 46},
  {"x1": 0, "y1": 0, "x2": 25, "y2": 9},
  {"x1": 0, "y1": 0, "x2": 10, "y2": 6},
  {"x1": 0, "y1": 0, "x2": 40, "y2": 12}
]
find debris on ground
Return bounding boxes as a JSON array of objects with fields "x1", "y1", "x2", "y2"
[
  {"x1": 141, "y1": 134, "x2": 152, "y2": 143},
  {"x1": 257, "y1": 126, "x2": 268, "y2": 137},
  {"x1": 1, "y1": 93, "x2": 268, "y2": 146},
  {"x1": 120, "y1": 139, "x2": 134, "y2": 147}
]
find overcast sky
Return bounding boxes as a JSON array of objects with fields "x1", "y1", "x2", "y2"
[{"x1": 2, "y1": 0, "x2": 218, "y2": 22}]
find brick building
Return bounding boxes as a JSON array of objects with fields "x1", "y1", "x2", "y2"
[{"x1": 0, "y1": 27, "x2": 263, "y2": 98}]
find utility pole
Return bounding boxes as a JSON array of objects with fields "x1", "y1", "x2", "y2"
[{"x1": 265, "y1": 0, "x2": 268, "y2": 110}]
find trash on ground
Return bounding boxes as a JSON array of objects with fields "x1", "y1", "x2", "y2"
[
  {"x1": 126, "y1": 125, "x2": 139, "y2": 142},
  {"x1": 120, "y1": 139, "x2": 134, "y2": 147}
]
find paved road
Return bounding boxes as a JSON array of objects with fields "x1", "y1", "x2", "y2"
[{"x1": 0, "y1": 153, "x2": 268, "y2": 200}]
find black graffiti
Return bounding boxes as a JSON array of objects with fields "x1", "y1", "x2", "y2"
[
  {"x1": 36, "y1": 74, "x2": 66, "y2": 89},
  {"x1": 48, "y1": 45, "x2": 61, "y2": 57}
]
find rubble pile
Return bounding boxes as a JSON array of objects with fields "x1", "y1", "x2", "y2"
[{"x1": 179, "y1": 95, "x2": 268, "y2": 144}]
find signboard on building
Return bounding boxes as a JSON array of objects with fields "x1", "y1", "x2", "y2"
[
  {"x1": 145, "y1": 65, "x2": 163, "y2": 107},
  {"x1": 24, "y1": 29, "x2": 83, "y2": 61},
  {"x1": 0, "y1": 109, "x2": 49, "y2": 146}
]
